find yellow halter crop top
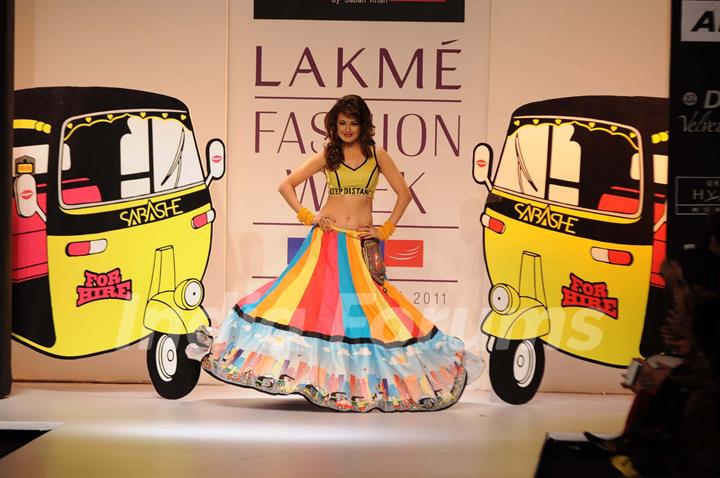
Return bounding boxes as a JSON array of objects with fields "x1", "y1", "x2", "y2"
[{"x1": 325, "y1": 146, "x2": 380, "y2": 198}]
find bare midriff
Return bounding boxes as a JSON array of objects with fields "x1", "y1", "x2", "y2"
[{"x1": 321, "y1": 195, "x2": 373, "y2": 230}]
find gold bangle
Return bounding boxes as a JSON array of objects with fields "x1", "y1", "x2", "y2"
[
  {"x1": 297, "y1": 207, "x2": 315, "y2": 225},
  {"x1": 377, "y1": 221, "x2": 396, "y2": 240}
]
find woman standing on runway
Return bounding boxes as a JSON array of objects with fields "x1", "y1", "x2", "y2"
[{"x1": 189, "y1": 94, "x2": 482, "y2": 412}]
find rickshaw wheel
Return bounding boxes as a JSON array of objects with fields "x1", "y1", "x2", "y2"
[
  {"x1": 488, "y1": 338, "x2": 544, "y2": 405},
  {"x1": 147, "y1": 332, "x2": 200, "y2": 400}
]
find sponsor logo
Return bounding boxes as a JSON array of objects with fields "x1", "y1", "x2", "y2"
[
  {"x1": 678, "y1": 90, "x2": 720, "y2": 133},
  {"x1": 681, "y1": 1, "x2": 720, "y2": 42},
  {"x1": 384, "y1": 240, "x2": 424, "y2": 267},
  {"x1": 76, "y1": 268, "x2": 132, "y2": 306},
  {"x1": 561, "y1": 273, "x2": 618, "y2": 319},
  {"x1": 675, "y1": 176, "x2": 720, "y2": 214},
  {"x1": 514, "y1": 202, "x2": 579, "y2": 234},
  {"x1": 119, "y1": 197, "x2": 183, "y2": 227},
  {"x1": 683, "y1": 91, "x2": 699, "y2": 106},
  {"x1": 677, "y1": 110, "x2": 720, "y2": 133}
]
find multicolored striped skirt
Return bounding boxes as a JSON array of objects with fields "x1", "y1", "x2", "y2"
[{"x1": 196, "y1": 226, "x2": 482, "y2": 412}]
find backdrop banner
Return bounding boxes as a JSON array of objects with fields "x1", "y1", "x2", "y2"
[
  {"x1": 668, "y1": 0, "x2": 720, "y2": 253},
  {"x1": 227, "y1": 2, "x2": 490, "y2": 354}
]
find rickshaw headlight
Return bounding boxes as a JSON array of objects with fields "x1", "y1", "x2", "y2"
[
  {"x1": 174, "y1": 279, "x2": 204, "y2": 310},
  {"x1": 489, "y1": 284, "x2": 520, "y2": 315}
]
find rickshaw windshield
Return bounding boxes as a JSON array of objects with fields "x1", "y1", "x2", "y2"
[
  {"x1": 59, "y1": 110, "x2": 204, "y2": 207},
  {"x1": 493, "y1": 117, "x2": 642, "y2": 217}
]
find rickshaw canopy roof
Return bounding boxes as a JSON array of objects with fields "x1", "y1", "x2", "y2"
[
  {"x1": 15, "y1": 87, "x2": 190, "y2": 133},
  {"x1": 513, "y1": 96, "x2": 668, "y2": 134}
]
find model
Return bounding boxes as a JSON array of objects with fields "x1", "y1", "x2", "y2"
[{"x1": 189, "y1": 95, "x2": 482, "y2": 411}]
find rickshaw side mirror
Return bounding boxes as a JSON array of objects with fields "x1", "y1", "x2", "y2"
[
  {"x1": 205, "y1": 138, "x2": 226, "y2": 185},
  {"x1": 13, "y1": 174, "x2": 46, "y2": 222},
  {"x1": 473, "y1": 142, "x2": 494, "y2": 189}
]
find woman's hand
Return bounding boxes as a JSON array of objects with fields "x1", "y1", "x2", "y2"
[
  {"x1": 314, "y1": 213, "x2": 335, "y2": 232},
  {"x1": 357, "y1": 224, "x2": 379, "y2": 239},
  {"x1": 622, "y1": 361, "x2": 672, "y2": 393},
  {"x1": 636, "y1": 362, "x2": 673, "y2": 391}
]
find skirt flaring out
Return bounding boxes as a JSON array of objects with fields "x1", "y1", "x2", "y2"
[{"x1": 194, "y1": 226, "x2": 483, "y2": 412}]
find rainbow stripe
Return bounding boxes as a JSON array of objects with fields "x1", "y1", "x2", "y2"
[{"x1": 238, "y1": 227, "x2": 436, "y2": 346}]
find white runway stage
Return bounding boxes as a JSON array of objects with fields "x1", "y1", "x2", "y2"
[{"x1": 0, "y1": 383, "x2": 631, "y2": 477}]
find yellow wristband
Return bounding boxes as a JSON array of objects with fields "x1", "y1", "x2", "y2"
[
  {"x1": 297, "y1": 207, "x2": 315, "y2": 225},
  {"x1": 376, "y1": 221, "x2": 396, "y2": 240}
]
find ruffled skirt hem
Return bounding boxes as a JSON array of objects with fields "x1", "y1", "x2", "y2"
[
  {"x1": 190, "y1": 318, "x2": 480, "y2": 413},
  {"x1": 202, "y1": 357, "x2": 469, "y2": 413}
]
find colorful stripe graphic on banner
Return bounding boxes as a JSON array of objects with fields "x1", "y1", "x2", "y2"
[{"x1": 384, "y1": 239, "x2": 424, "y2": 267}]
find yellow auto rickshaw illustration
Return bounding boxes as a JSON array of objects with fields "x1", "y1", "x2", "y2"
[
  {"x1": 11, "y1": 87, "x2": 225, "y2": 399},
  {"x1": 472, "y1": 96, "x2": 668, "y2": 404}
]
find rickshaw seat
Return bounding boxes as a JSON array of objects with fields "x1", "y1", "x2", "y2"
[
  {"x1": 597, "y1": 187, "x2": 639, "y2": 214},
  {"x1": 61, "y1": 178, "x2": 102, "y2": 205},
  {"x1": 650, "y1": 201, "x2": 667, "y2": 287},
  {"x1": 12, "y1": 191, "x2": 49, "y2": 282}
]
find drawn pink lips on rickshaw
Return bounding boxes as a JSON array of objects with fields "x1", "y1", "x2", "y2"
[
  {"x1": 20, "y1": 190, "x2": 34, "y2": 200},
  {"x1": 211, "y1": 155, "x2": 222, "y2": 163}
]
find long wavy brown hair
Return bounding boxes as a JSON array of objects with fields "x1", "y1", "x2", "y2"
[{"x1": 324, "y1": 95, "x2": 375, "y2": 171}]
